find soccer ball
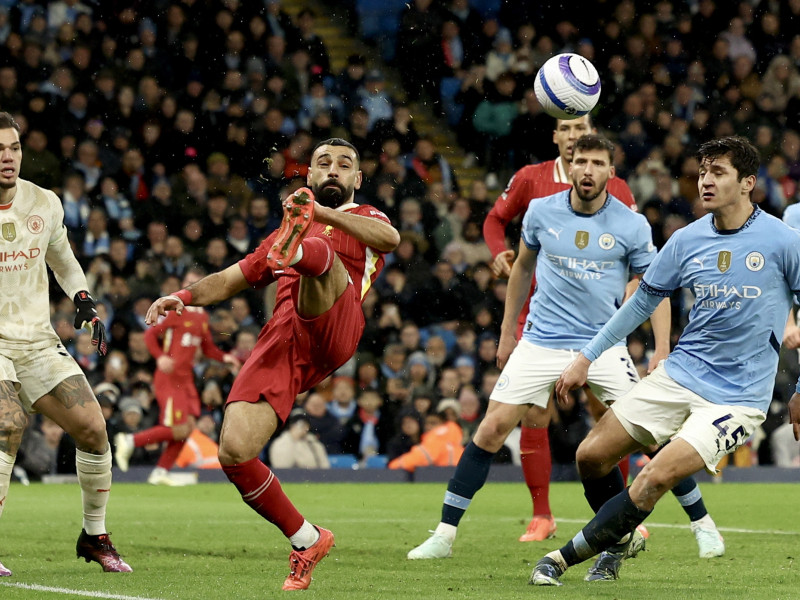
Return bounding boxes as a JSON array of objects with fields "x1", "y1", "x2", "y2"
[{"x1": 533, "y1": 53, "x2": 601, "y2": 120}]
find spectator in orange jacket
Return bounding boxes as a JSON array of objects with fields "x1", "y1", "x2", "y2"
[{"x1": 388, "y1": 400, "x2": 464, "y2": 472}]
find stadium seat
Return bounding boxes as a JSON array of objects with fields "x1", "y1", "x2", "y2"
[
  {"x1": 440, "y1": 77, "x2": 464, "y2": 127},
  {"x1": 328, "y1": 454, "x2": 359, "y2": 469},
  {"x1": 356, "y1": 0, "x2": 406, "y2": 61},
  {"x1": 365, "y1": 454, "x2": 388, "y2": 468}
]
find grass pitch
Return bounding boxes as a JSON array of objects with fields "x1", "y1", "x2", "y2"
[{"x1": 0, "y1": 480, "x2": 797, "y2": 599}]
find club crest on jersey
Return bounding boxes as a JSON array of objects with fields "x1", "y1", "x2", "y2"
[
  {"x1": 574, "y1": 231, "x2": 589, "y2": 249},
  {"x1": 27, "y1": 215, "x2": 44, "y2": 234},
  {"x1": 717, "y1": 251, "x2": 732, "y2": 273},
  {"x1": 1, "y1": 223, "x2": 15, "y2": 242},
  {"x1": 745, "y1": 251, "x2": 764, "y2": 272},
  {"x1": 323, "y1": 225, "x2": 334, "y2": 236},
  {"x1": 598, "y1": 233, "x2": 616, "y2": 250}
]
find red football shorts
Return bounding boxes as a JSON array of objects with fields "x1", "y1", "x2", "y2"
[
  {"x1": 226, "y1": 281, "x2": 364, "y2": 423},
  {"x1": 153, "y1": 372, "x2": 201, "y2": 426}
]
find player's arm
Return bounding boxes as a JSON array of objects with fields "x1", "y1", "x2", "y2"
[
  {"x1": 145, "y1": 264, "x2": 250, "y2": 325},
  {"x1": 783, "y1": 309, "x2": 800, "y2": 349},
  {"x1": 555, "y1": 287, "x2": 663, "y2": 406},
  {"x1": 497, "y1": 241, "x2": 537, "y2": 369},
  {"x1": 199, "y1": 321, "x2": 241, "y2": 373},
  {"x1": 484, "y1": 178, "x2": 527, "y2": 278},
  {"x1": 788, "y1": 392, "x2": 800, "y2": 442},
  {"x1": 626, "y1": 274, "x2": 671, "y2": 371},
  {"x1": 313, "y1": 203, "x2": 400, "y2": 252},
  {"x1": 46, "y1": 224, "x2": 107, "y2": 354}
]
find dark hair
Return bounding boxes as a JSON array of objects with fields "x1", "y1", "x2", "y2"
[
  {"x1": 696, "y1": 136, "x2": 759, "y2": 181},
  {"x1": 0, "y1": 111, "x2": 21, "y2": 133},
  {"x1": 311, "y1": 138, "x2": 360, "y2": 164},
  {"x1": 573, "y1": 133, "x2": 615, "y2": 161}
]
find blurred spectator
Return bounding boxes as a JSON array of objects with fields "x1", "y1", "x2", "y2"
[
  {"x1": 388, "y1": 403, "x2": 463, "y2": 472},
  {"x1": 269, "y1": 410, "x2": 330, "y2": 469}
]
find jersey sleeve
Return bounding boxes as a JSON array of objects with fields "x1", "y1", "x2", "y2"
[
  {"x1": 45, "y1": 191, "x2": 90, "y2": 299},
  {"x1": 484, "y1": 171, "x2": 531, "y2": 256},
  {"x1": 199, "y1": 314, "x2": 227, "y2": 362},
  {"x1": 627, "y1": 215, "x2": 657, "y2": 274},
  {"x1": 520, "y1": 198, "x2": 541, "y2": 251},
  {"x1": 609, "y1": 177, "x2": 637, "y2": 210},
  {"x1": 238, "y1": 233, "x2": 279, "y2": 288},
  {"x1": 641, "y1": 229, "x2": 684, "y2": 294},
  {"x1": 782, "y1": 227, "x2": 800, "y2": 303}
]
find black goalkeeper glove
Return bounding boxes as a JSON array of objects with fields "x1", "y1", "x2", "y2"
[{"x1": 74, "y1": 290, "x2": 108, "y2": 355}]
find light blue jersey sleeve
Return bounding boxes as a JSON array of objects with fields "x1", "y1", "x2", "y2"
[{"x1": 582, "y1": 289, "x2": 663, "y2": 360}]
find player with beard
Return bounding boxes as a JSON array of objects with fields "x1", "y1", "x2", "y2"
[
  {"x1": 408, "y1": 134, "x2": 669, "y2": 580},
  {"x1": 145, "y1": 138, "x2": 399, "y2": 591}
]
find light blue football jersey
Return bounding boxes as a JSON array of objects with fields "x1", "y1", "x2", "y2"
[
  {"x1": 641, "y1": 207, "x2": 800, "y2": 411},
  {"x1": 520, "y1": 190, "x2": 656, "y2": 350},
  {"x1": 783, "y1": 203, "x2": 800, "y2": 230}
]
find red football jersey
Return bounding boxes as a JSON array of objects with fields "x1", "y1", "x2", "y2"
[
  {"x1": 239, "y1": 203, "x2": 391, "y2": 317},
  {"x1": 483, "y1": 159, "x2": 637, "y2": 334},
  {"x1": 144, "y1": 306, "x2": 226, "y2": 378}
]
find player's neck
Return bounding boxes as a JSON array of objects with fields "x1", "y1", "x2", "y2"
[
  {"x1": 712, "y1": 201, "x2": 754, "y2": 231},
  {"x1": 569, "y1": 189, "x2": 607, "y2": 215}
]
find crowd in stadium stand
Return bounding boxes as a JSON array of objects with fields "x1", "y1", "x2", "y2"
[{"x1": 7, "y1": 0, "x2": 800, "y2": 480}]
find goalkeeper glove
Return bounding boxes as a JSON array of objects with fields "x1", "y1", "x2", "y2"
[{"x1": 74, "y1": 290, "x2": 107, "y2": 355}]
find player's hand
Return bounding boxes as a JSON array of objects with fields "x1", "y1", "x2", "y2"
[
  {"x1": 495, "y1": 332, "x2": 517, "y2": 370},
  {"x1": 788, "y1": 392, "x2": 800, "y2": 441},
  {"x1": 491, "y1": 250, "x2": 515, "y2": 278},
  {"x1": 145, "y1": 295, "x2": 185, "y2": 325},
  {"x1": 222, "y1": 353, "x2": 241, "y2": 375},
  {"x1": 647, "y1": 346, "x2": 669, "y2": 373},
  {"x1": 784, "y1": 326, "x2": 800, "y2": 350},
  {"x1": 555, "y1": 354, "x2": 591, "y2": 408},
  {"x1": 73, "y1": 291, "x2": 107, "y2": 355},
  {"x1": 156, "y1": 355, "x2": 175, "y2": 374}
]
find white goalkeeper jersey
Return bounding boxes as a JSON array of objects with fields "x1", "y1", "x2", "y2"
[{"x1": 0, "y1": 178, "x2": 88, "y2": 349}]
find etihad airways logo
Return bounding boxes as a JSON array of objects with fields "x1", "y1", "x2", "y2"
[
  {"x1": 545, "y1": 253, "x2": 615, "y2": 280},
  {"x1": 0, "y1": 248, "x2": 41, "y2": 261},
  {"x1": 694, "y1": 282, "x2": 762, "y2": 310}
]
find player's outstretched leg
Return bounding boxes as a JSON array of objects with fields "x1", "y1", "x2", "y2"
[
  {"x1": 0, "y1": 450, "x2": 13, "y2": 576},
  {"x1": 282, "y1": 526, "x2": 336, "y2": 591},
  {"x1": 267, "y1": 188, "x2": 316, "y2": 270},
  {"x1": 671, "y1": 476, "x2": 724, "y2": 557},
  {"x1": 76, "y1": 530, "x2": 132, "y2": 573},
  {"x1": 407, "y1": 442, "x2": 495, "y2": 559},
  {"x1": 519, "y1": 425, "x2": 556, "y2": 541}
]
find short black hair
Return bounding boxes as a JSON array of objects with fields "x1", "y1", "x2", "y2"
[
  {"x1": 0, "y1": 111, "x2": 21, "y2": 133},
  {"x1": 311, "y1": 138, "x2": 360, "y2": 164},
  {"x1": 696, "y1": 136, "x2": 759, "y2": 181},
  {"x1": 573, "y1": 133, "x2": 615, "y2": 162}
]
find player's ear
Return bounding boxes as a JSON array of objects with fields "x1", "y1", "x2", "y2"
[
  {"x1": 608, "y1": 165, "x2": 616, "y2": 179},
  {"x1": 355, "y1": 169, "x2": 362, "y2": 190},
  {"x1": 741, "y1": 174, "x2": 756, "y2": 194}
]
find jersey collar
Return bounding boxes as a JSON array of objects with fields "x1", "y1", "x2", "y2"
[
  {"x1": 711, "y1": 204, "x2": 760, "y2": 235},
  {"x1": 553, "y1": 159, "x2": 570, "y2": 184}
]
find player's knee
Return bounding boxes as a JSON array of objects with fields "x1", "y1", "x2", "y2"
[
  {"x1": 633, "y1": 463, "x2": 674, "y2": 498},
  {"x1": 218, "y1": 439, "x2": 257, "y2": 466},
  {"x1": 575, "y1": 439, "x2": 612, "y2": 478},
  {"x1": 71, "y1": 420, "x2": 108, "y2": 452}
]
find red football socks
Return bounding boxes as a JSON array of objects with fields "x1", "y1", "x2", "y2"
[
  {"x1": 520, "y1": 426, "x2": 552, "y2": 516},
  {"x1": 222, "y1": 457, "x2": 304, "y2": 537},
  {"x1": 291, "y1": 236, "x2": 334, "y2": 277}
]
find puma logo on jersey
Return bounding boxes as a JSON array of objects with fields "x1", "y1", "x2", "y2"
[
  {"x1": 547, "y1": 227, "x2": 562, "y2": 240},
  {"x1": 692, "y1": 257, "x2": 704, "y2": 268}
]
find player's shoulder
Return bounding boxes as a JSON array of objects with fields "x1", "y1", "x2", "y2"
[
  {"x1": 344, "y1": 202, "x2": 390, "y2": 222},
  {"x1": 527, "y1": 189, "x2": 569, "y2": 213},
  {"x1": 17, "y1": 178, "x2": 59, "y2": 206},
  {"x1": 755, "y1": 208, "x2": 800, "y2": 241}
]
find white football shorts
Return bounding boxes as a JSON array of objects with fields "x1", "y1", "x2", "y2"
[
  {"x1": 0, "y1": 343, "x2": 86, "y2": 413},
  {"x1": 611, "y1": 364, "x2": 766, "y2": 473},
  {"x1": 490, "y1": 340, "x2": 639, "y2": 408}
]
